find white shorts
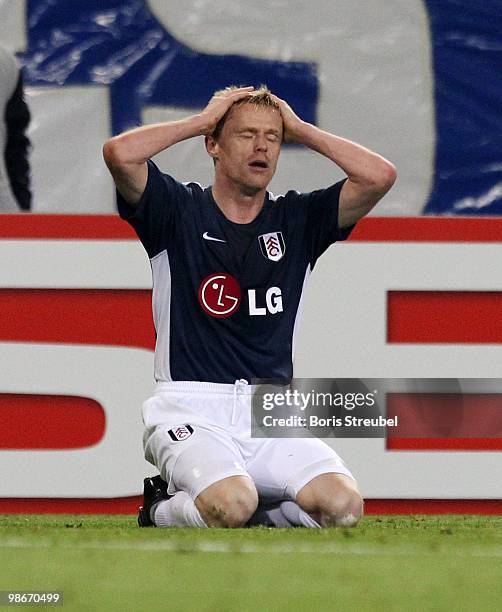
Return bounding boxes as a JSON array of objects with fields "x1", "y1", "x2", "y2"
[{"x1": 142, "y1": 380, "x2": 355, "y2": 501}]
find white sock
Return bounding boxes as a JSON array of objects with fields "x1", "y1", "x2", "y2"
[
  {"x1": 280, "y1": 501, "x2": 321, "y2": 528},
  {"x1": 153, "y1": 491, "x2": 207, "y2": 528},
  {"x1": 247, "y1": 503, "x2": 295, "y2": 528}
]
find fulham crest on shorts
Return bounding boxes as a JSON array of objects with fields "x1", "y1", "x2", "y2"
[
  {"x1": 259, "y1": 232, "x2": 285, "y2": 262},
  {"x1": 167, "y1": 425, "x2": 194, "y2": 441}
]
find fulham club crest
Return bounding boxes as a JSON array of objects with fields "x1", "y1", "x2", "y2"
[
  {"x1": 167, "y1": 425, "x2": 194, "y2": 441},
  {"x1": 259, "y1": 232, "x2": 285, "y2": 262}
]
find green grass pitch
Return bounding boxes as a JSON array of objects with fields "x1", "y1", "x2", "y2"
[{"x1": 1, "y1": 515, "x2": 501, "y2": 611}]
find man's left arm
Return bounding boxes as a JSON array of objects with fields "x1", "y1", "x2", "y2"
[{"x1": 271, "y1": 95, "x2": 397, "y2": 228}]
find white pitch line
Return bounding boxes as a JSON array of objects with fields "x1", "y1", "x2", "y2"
[{"x1": 1, "y1": 538, "x2": 502, "y2": 558}]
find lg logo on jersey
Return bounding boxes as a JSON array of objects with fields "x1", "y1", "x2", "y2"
[
  {"x1": 198, "y1": 273, "x2": 283, "y2": 318},
  {"x1": 198, "y1": 273, "x2": 241, "y2": 318},
  {"x1": 248, "y1": 287, "x2": 283, "y2": 316}
]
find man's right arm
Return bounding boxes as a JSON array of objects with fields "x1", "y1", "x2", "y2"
[
  {"x1": 102, "y1": 114, "x2": 209, "y2": 206},
  {"x1": 102, "y1": 86, "x2": 255, "y2": 206}
]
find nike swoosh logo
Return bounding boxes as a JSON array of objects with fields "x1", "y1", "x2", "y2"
[{"x1": 203, "y1": 232, "x2": 226, "y2": 243}]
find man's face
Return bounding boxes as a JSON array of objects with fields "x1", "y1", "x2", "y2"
[{"x1": 208, "y1": 104, "x2": 283, "y2": 194}]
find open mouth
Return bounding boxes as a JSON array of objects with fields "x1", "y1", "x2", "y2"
[{"x1": 249, "y1": 160, "x2": 269, "y2": 170}]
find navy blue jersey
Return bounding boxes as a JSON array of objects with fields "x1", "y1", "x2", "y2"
[{"x1": 118, "y1": 160, "x2": 353, "y2": 384}]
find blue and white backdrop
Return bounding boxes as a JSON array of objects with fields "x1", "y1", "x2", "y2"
[{"x1": 1, "y1": 0, "x2": 500, "y2": 215}]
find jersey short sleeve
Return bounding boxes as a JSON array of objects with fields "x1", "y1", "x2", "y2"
[
  {"x1": 117, "y1": 159, "x2": 187, "y2": 258},
  {"x1": 303, "y1": 178, "x2": 355, "y2": 266}
]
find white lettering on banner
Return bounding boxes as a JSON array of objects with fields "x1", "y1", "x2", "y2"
[
  {"x1": 0, "y1": 240, "x2": 154, "y2": 498},
  {"x1": 1, "y1": 238, "x2": 502, "y2": 499},
  {"x1": 0, "y1": 343, "x2": 154, "y2": 497},
  {"x1": 0, "y1": 240, "x2": 149, "y2": 288},
  {"x1": 295, "y1": 242, "x2": 502, "y2": 498}
]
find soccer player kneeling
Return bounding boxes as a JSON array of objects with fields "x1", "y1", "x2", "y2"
[{"x1": 103, "y1": 85, "x2": 396, "y2": 528}]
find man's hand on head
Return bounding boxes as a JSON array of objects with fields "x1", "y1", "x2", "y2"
[
  {"x1": 270, "y1": 93, "x2": 396, "y2": 227},
  {"x1": 200, "y1": 86, "x2": 255, "y2": 135},
  {"x1": 269, "y1": 94, "x2": 306, "y2": 144}
]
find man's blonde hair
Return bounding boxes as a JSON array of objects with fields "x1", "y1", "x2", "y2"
[{"x1": 211, "y1": 84, "x2": 280, "y2": 140}]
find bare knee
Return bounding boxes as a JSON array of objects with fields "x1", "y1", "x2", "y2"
[
  {"x1": 325, "y1": 490, "x2": 364, "y2": 527},
  {"x1": 195, "y1": 476, "x2": 258, "y2": 528},
  {"x1": 297, "y1": 473, "x2": 364, "y2": 528}
]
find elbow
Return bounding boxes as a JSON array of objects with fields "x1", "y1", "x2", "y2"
[
  {"x1": 102, "y1": 138, "x2": 118, "y2": 168},
  {"x1": 361, "y1": 161, "x2": 396, "y2": 197},
  {"x1": 103, "y1": 135, "x2": 146, "y2": 172},
  {"x1": 376, "y1": 161, "x2": 397, "y2": 193},
  {"x1": 103, "y1": 136, "x2": 137, "y2": 170},
  {"x1": 353, "y1": 160, "x2": 397, "y2": 197},
  {"x1": 102, "y1": 138, "x2": 123, "y2": 169}
]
